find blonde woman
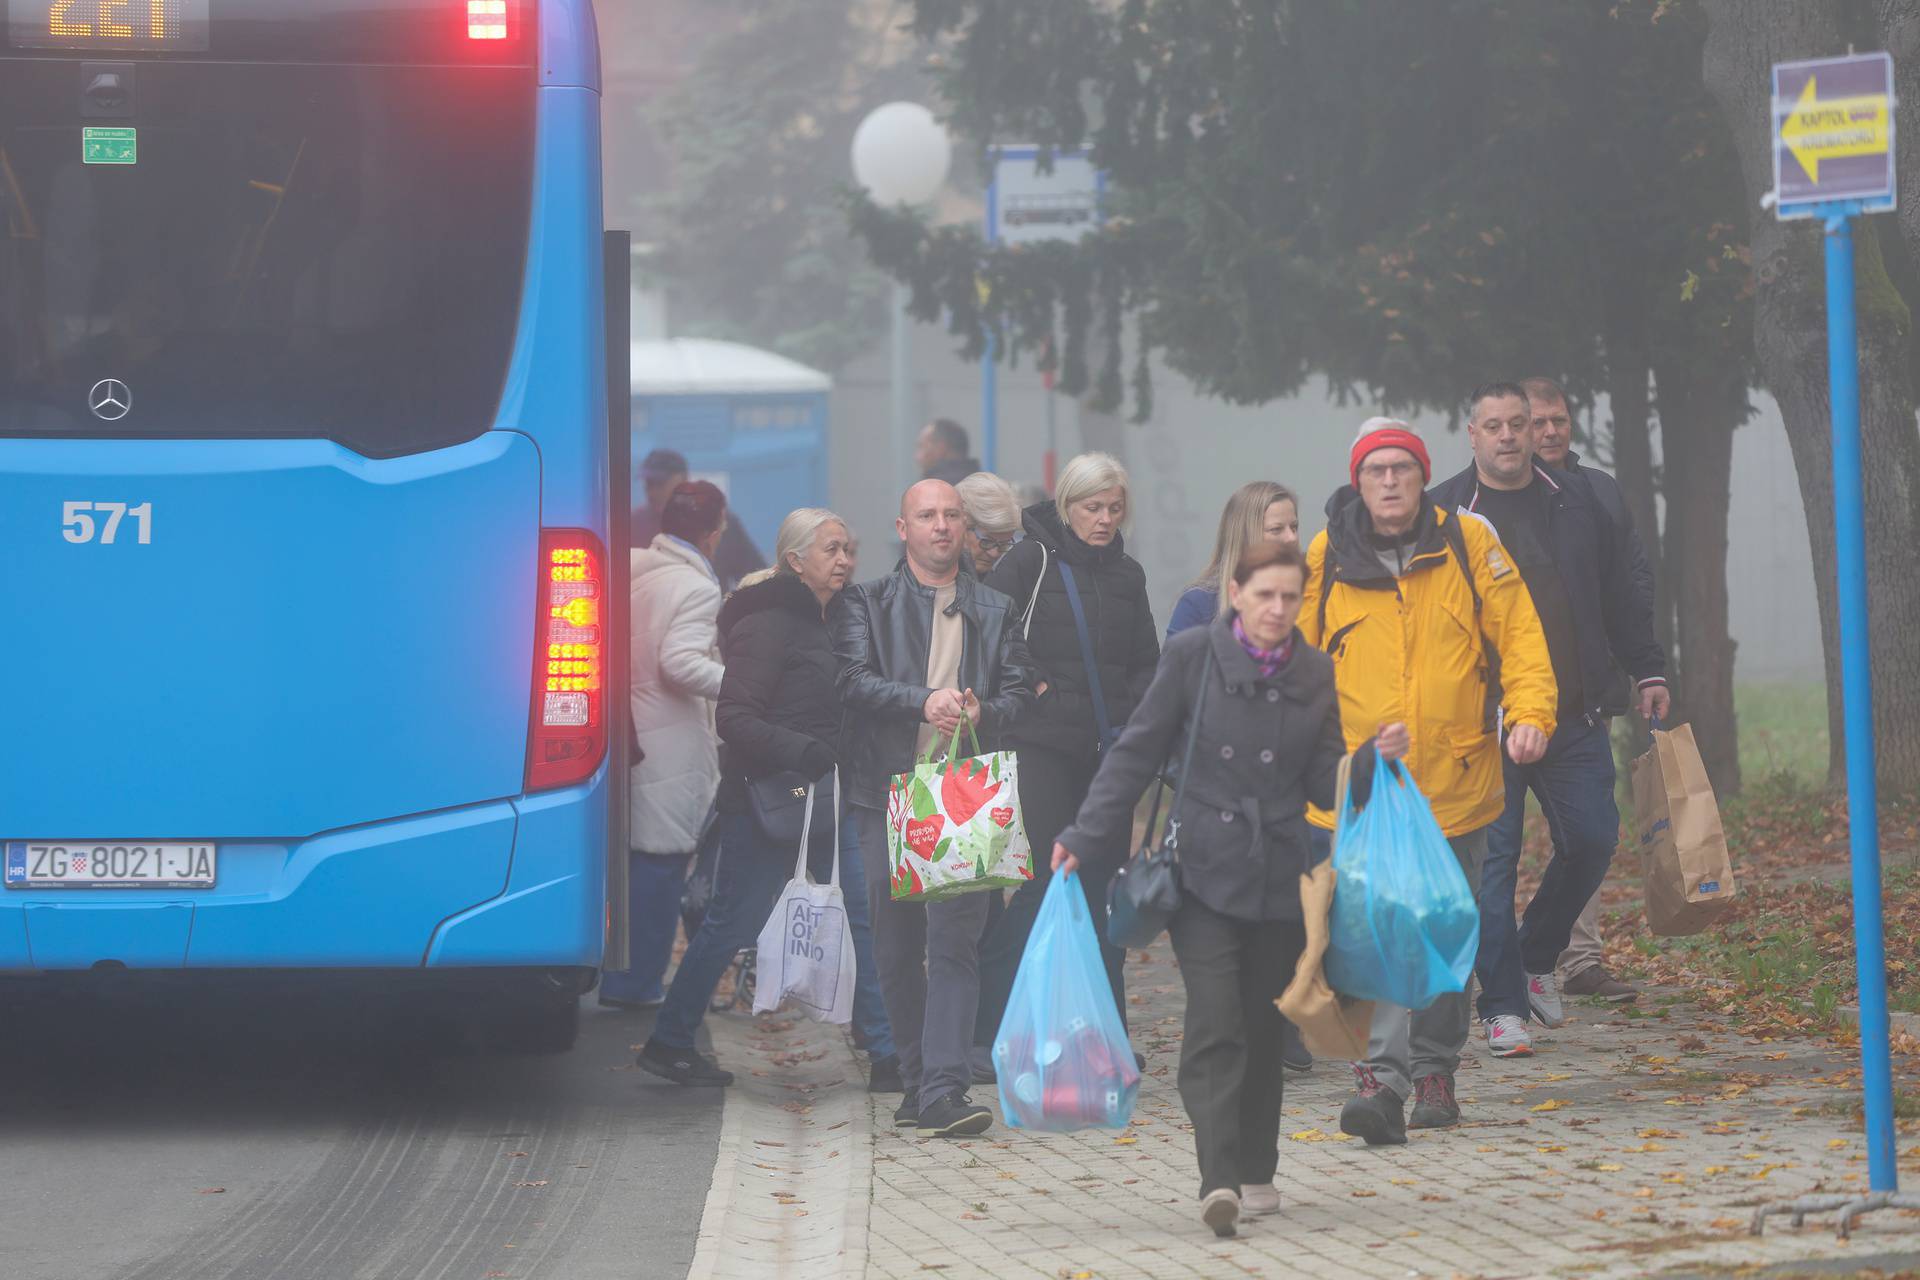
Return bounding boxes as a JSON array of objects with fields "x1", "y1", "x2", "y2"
[
  {"x1": 955, "y1": 471, "x2": 1022, "y2": 577},
  {"x1": 974, "y1": 452, "x2": 1161, "y2": 1064},
  {"x1": 1166, "y1": 481, "x2": 1300, "y2": 638}
]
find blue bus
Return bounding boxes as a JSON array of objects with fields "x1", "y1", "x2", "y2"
[{"x1": 0, "y1": 0, "x2": 619, "y2": 1049}]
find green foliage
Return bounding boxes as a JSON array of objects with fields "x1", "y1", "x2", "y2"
[
  {"x1": 642, "y1": 0, "x2": 927, "y2": 371},
  {"x1": 855, "y1": 0, "x2": 1756, "y2": 421}
]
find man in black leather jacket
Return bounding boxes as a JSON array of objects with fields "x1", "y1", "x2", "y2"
[{"x1": 828, "y1": 479, "x2": 1035, "y2": 1138}]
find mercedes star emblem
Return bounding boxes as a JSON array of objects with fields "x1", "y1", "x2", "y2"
[{"x1": 88, "y1": 379, "x2": 131, "y2": 422}]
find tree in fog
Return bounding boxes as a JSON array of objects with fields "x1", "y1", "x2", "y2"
[
  {"x1": 854, "y1": 0, "x2": 1772, "y2": 791},
  {"x1": 639, "y1": 0, "x2": 932, "y2": 372},
  {"x1": 1702, "y1": 0, "x2": 1920, "y2": 793}
]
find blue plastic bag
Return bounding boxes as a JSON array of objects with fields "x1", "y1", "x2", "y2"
[
  {"x1": 1323, "y1": 761, "x2": 1480, "y2": 1010},
  {"x1": 992, "y1": 871, "x2": 1141, "y2": 1131}
]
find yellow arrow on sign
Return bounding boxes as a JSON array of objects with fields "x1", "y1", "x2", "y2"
[{"x1": 1782, "y1": 75, "x2": 1890, "y2": 183}]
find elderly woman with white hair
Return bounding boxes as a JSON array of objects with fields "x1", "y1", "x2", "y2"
[
  {"x1": 638, "y1": 507, "x2": 897, "y2": 1089},
  {"x1": 973, "y1": 452, "x2": 1160, "y2": 1066},
  {"x1": 955, "y1": 471, "x2": 1023, "y2": 577}
]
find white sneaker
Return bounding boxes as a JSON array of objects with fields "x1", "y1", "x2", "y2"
[
  {"x1": 1240, "y1": 1182, "x2": 1281, "y2": 1215},
  {"x1": 1527, "y1": 970, "x2": 1568, "y2": 1027},
  {"x1": 1200, "y1": 1187, "x2": 1241, "y2": 1237},
  {"x1": 1484, "y1": 1014, "x2": 1534, "y2": 1058}
]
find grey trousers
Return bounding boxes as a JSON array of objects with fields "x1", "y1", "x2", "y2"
[
  {"x1": 854, "y1": 804, "x2": 990, "y2": 1107},
  {"x1": 1361, "y1": 827, "x2": 1488, "y2": 1099},
  {"x1": 1558, "y1": 889, "x2": 1606, "y2": 980}
]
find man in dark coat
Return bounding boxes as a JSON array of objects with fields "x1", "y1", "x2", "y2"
[
  {"x1": 915, "y1": 418, "x2": 982, "y2": 486},
  {"x1": 1429, "y1": 382, "x2": 1669, "y2": 1064},
  {"x1": 1520, "y1": 376, "x2": 1658, "y2": 1002},
  {"x1": 632, "y1": 448, "x2": 766, "y2": 590},
  {"x1": 828, "y1": 479, "x2": 1035, "y2": 1139}
]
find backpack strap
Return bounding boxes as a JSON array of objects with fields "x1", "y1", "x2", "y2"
[{"x1": 1437, "y1": 509, "x2": 1484, "y2": 617}]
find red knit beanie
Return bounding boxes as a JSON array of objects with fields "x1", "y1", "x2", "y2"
[{"x1": 1349, "y1": 417, "x2": 1431, "y2": 488}]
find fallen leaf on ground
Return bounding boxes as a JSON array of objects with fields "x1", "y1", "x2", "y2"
[
  {"x1": 1531, "y1": 1099, "x2": 1569, "y2": 1112},
  {"x1": 1594, "y1": 1163, "x2": 1624, "y2": 1172},
  {"x1": 1351, "y1": 1190, "x2": 1377, "y2": 1198},
  {"x1": 1710, "y1": 1217, "x2": 1744, "y2": 1229},
  {"x1": 195, "y1": 1188, "x2": 225, "y2": 1195}
]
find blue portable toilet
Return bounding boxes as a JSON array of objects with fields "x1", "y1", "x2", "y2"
[{"x1": 629, "y1": 339, "x2": 832, "y2": 558}]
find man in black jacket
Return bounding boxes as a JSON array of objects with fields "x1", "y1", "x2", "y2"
[
  {"x1": 1430, "y1": 383, "x2": 1669, "y2": 1058},
  {"x1": 828, "y1": 479, "x2": 1035, "y2": 1138},
  {"x1": 1524, "y1": 377, "x2": 1656, "y2": 1002}
]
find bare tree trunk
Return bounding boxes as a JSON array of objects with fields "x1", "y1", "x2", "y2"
[
  {"x1": 1654, "y1": 359, "x2": 1744, "y2": 796},
  {"x1": 1703, "y1": 0, "x2": 1920, "y2": 792},
  {"x1": 1602, "y1": 298, "x2": 1672, "y2": 656}
]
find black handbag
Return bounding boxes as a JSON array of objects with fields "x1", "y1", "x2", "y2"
[
  {"x1": 745, "y1": 770, "x2": 814, "y2": 846},
  {"x1": 1107, "y1": 646, "x2": 1214, "y2": 948}
]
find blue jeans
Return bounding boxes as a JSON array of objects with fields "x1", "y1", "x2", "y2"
[
  {"x1": 1475, "y1": 718, "x2": 1620, "y2": 1022},
  {"x1": 652, "y1": 811, "x2": 813, "y2": 1049},
  {"x1": 831, "y1": 795, "x2": 897, "y2": 1061},
  {"x1": 599, "y1": 849, "x2": 692, "y2": 1004}
]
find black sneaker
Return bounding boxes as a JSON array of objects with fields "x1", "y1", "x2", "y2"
[
  {"x1": 635, "y1": 1039, "x2": 734, "y2": 1087},
  {"x1": 1338, "y1": 1066, "x2": 1406, "y2": 1146},
  {"x1": 869, "y1": 1054, "x2": 905, "y2": 1094},
  {"x1": 893, "y1": 1092, "x2": 921, "y2": 1128},
  {"x1": 916, "y1": 1092, "x2": 993, "y2": 1139},
  {"x1": 1409, "y1": 1072, "x2": 1459, "y2": 1129}
]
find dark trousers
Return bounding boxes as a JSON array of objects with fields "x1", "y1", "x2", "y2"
[
  {"x1": 854, "y1": 804, "x2": 991, "y2": 1107},
  {"x1": 973, "y1": 745, "x2": 1126, "y2": 1047},
  {"x1": 651, "y1": 811, "x2": 820, "y2": 1049},
  {"x1": 1475, "y1": 717, "x2": 1620, "y2": 1022},
  {"x1": 1167, "y1": 896, "x2": 1306, "y2": 1198}
]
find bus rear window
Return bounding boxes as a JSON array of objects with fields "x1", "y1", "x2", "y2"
[{"x1": 0, "y1": 59, "x2": 533, "y2": 456}]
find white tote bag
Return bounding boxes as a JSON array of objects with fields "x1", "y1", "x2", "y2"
[{"x1": 752, "y1": 768, "x2": 857, "y2": 1024}]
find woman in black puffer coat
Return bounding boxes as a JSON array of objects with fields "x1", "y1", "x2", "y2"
[
  {"x1": 975, "y1": 453, "x2": 1161, "y2": 1055},
  {"x1": 639, "y1": 508, "x2": 896, "y2": 1088}
]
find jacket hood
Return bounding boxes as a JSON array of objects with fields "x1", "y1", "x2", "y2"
[
  {"x1": 632, "y1": 533, "x2": 717, "y2": 585},
  {"x1": 1019, "y1": 499, "x2": 1126, "y2": 565},
  {"x1": 718, "y1": 569, "x2": 821, "y2": 636},
  {"x1": 1321, "y1": 486, "x2": 1448, "y2": 582}
]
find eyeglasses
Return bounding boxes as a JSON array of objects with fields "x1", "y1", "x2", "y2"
[
  {"x1": 1358, "y1": 460, "x2": 1421, "y2": 482},
  {"x1": 975, "y1": 533, "x2": 1017, "y2": 554}
]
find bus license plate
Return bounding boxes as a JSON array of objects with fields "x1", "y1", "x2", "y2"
[{"x1": 3, "y1": 842, "x2": 216, "y2": 888}]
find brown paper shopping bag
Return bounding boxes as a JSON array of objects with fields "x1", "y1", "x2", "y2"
[
  {"x1": 1278, "y1": 755, "x2": 1375, "y2": 1059},
  {"x1": 1631, "y1": 722, "x2": 1736, "y2": 937}
]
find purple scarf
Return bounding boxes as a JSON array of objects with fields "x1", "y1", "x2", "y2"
[{"x1": 1233, "y1": 618, "x2": 1294, "y2": 680}]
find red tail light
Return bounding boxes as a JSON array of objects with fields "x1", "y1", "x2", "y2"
[
  {"x1": 467, "y1": 0, "x2": 508, "y2": 39},
  {"x1": 527, "y1": 529, "x2": 608, "y2": 790}
]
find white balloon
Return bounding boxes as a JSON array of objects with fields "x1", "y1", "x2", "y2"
[{"x1": 851, "y1": 102, "x2": 953, "y2": 207}]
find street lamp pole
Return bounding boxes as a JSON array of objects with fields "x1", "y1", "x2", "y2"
[{"x1": 852, "y1": 102, "x2": 951, "y2": 495}]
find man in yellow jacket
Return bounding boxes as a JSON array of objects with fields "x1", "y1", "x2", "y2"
[{"x1": 1301, "y1": 417, "x2": 1557, "y2": 1146}]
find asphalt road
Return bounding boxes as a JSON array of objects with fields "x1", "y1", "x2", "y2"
[{"x1": 0, "y1": 980, "x2": 722, "y2": 1280}]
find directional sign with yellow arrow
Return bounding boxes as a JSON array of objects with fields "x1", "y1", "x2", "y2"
[{"x1": 1773, "y1": 52, "x2": 1896, "y2": 219}]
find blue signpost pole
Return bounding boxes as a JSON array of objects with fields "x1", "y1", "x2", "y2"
[
  {"x1": 983, "y1": 329, "x2": 999, "y2": 474},
  {"x1": 1823, "y1": 205, "x2": 1898, "y2": 1192}
]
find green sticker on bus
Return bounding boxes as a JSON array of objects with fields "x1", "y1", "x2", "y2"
[{"x1": 82, "y1": 128, "x2": 137, "y2": 165}]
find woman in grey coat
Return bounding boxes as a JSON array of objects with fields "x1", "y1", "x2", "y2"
[{"x1": 1052, "y1": 541, "x2": 1355, "y2": 1239}]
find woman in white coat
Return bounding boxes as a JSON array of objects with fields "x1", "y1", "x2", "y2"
[{"x1": 601, "y1": 481, "x2": 731, "y2": 1007}]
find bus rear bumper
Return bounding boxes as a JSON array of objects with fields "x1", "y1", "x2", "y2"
[
  {"x1": 0, "y1": 781, "x2": 605, "y2": 972},
  {"x1": 424, "y1": 779, "x2": 607, "y2": 969}
]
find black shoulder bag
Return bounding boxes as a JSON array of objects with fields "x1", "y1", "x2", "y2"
[{"x1": 1106, "y1": 645, "x2": 1214, "y2": 948}]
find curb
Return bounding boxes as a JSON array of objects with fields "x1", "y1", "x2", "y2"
[{"x1": 684, "y1": 1006, "x2": 872, "y2": 1280}]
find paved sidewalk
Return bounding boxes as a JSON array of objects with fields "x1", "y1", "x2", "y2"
[
  {"x1": 689, "y1": 942, "x2": 1920, "y2": 1279},
  {"x1": 862, "y1": 942, "x2": 1920, "y2": 1279}
]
